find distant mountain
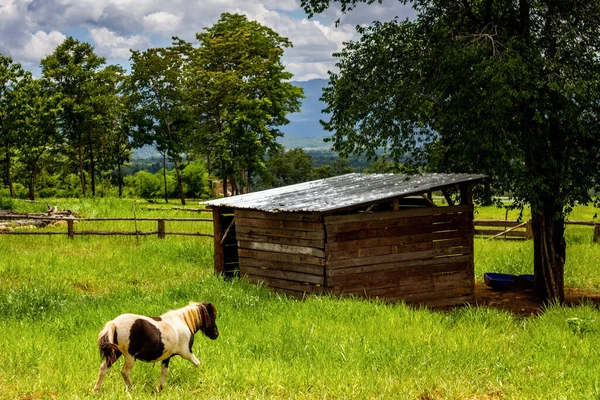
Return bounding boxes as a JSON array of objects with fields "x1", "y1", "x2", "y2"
[{"x1": 278, "y1": 79, "x2": 331, "y2": 149}]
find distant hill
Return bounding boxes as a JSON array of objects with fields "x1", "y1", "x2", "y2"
[{"x1": 278, "y1": 79, "x2": 331, "y2": 149}]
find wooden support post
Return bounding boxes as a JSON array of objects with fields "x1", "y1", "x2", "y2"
[
  {"x1": 526, "y1": 220, "x2": 533, "y2": 240},
  {"x1": 393, "y1": 199, "x2": 399, "y2": 211},
  {"x1": 460, "y1": 184, "x2": 473, "y2": 205},
  {"x1": 442, "y1": 190, "x2": 454, "y2": 206},
  {"x1": 594, "y1": 224, "x2": 600, "y2": 244},
  {"x1": 158, "y1": 219, "x2": 166, "y2": 239},
  {"x1": 212, "y1": 207, "x2": 225, "y2": 275},
  {"x1": 67, "y1": 219, "x2": 74, "y2": 239}
]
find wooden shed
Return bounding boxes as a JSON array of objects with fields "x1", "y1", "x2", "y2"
[{"x1": 204, "y1": 173, "x2": 486, "y2": 307}]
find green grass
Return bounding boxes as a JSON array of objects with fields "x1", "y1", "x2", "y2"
[{"x1": 1, "y1": 198, "x2": 600, "y2": 399}]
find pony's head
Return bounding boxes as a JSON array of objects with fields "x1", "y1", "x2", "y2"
[{"x1": 194, "y1": 302, "x2": 219, "y2": 340}]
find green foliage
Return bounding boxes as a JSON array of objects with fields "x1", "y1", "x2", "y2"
[
  {"x1": 181, "y1": 159, "x2": 210, "y2": 198},
  {"x1": 261, "y1": 147, "x2": 313, "y2": 187},
  {"x1": 181, "y1": 13, "x2": 304, "y2": 193}
]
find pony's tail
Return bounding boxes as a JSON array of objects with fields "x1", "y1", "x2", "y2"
[{"x1": 98, "y1": 322, "x2": 121, "y2": 367}]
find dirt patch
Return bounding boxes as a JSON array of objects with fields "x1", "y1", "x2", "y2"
[{"x1": 473, "y1": 282, "x2": 600, "y2": 316}]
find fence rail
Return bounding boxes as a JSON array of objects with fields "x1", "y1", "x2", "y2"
[
  {"x1": 0, "y1": 214, "x2": 213, "y2": 239},
  {"x1": 475, "y1": 219, "x2": 599, "y2": 242}
]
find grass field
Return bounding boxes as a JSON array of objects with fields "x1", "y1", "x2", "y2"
[{"x1": 1, "y1": 198, "x2": 599, "y2": 399}]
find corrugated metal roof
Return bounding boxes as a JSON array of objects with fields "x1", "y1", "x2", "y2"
[{"x1": 202, "y1": 173, "x2": 486, "y2": 213}]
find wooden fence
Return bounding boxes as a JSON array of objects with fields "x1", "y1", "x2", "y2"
[
  {"x1": 475, "y1": 219, "x2": 600, "y2": 242},
  {"x1": 0, "y1": 214, "x2": 213, "y2": 239},
  {"x1": 0, "y1": 212, "x2": 597, "y2": 242}
]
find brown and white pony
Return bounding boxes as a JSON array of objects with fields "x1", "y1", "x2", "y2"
[{"x1": 94, "y1": 302, "x2": 219, "y2": 392}]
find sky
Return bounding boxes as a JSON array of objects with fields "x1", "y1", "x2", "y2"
[{"x1": 0, "y1": 0, "x2": 415, "y2": 81}]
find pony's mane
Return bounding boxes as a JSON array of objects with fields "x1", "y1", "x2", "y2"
[{"x1": 163, "y1": 304, "x2": 204, "y2": 333}]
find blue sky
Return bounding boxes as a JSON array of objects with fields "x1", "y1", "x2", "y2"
[{"x1": 0, "y1": 0, "x2": 414, "y2": 81}]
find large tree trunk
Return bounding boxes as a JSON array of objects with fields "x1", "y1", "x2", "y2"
[
  {"x1": 88, "y1": 131, "x2": 96, "y2": 197},
  {"x1": 117, "y1": 156, "x2": 123, "y2": 198},
  {"x1": 78, "y1": 145, "x2": 86, "y2": 197},
  {"x1": 4, "y1": 143, "x2": 15, "y2": 199},
  {"x1": 162, "y1": 152, "x2": 168, "y2": 203},
  {"x1": 532, "y1": 202, "x2": 566, "y2": 303},
  {"x1": 28, "y1": 175, "x2": 35, "y2": 201},
  {"x1": 175, "y1": 165, "x2": 185, "y2": 205}
]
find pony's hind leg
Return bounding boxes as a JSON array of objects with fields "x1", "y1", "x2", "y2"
[
  {"x1": 158, "y1": 358, "x2": 171, "y2": 391},
  {"x1": 121, "y1": 354, "x2": 136, "y2": 390},
  {"x1": 94, "y1": 361, "x2": 110, "y2": 392}
]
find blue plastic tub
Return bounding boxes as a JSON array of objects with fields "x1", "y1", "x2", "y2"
[{"x1": 484, "y1": 273, "x2": 517, "y2": 290}]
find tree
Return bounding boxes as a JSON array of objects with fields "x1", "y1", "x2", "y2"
[
  {"x1": 0, "y1": 54, "x2": 29, "y2": 198},
  {"x1": 301, "y1": 0, "x2": 600, "y2": 302},
  {"x1": 262, "y1": 147, "x2": 313, "y2": 187},
  {"x1": 130, "y1": 46, "x2": 190, "y2": 205},
  {"x1": 41, "y1": 38, "x2": 107, "y2": 197},
  {"x1": 10, "y1": 77, "x2": 60, "y2": 200},
  {"x1": 91, "y1": 65, "x2": 133, "y2": 198},
  {"x1": 180, "y1": 13, "x2": 304, "y2": 195}
]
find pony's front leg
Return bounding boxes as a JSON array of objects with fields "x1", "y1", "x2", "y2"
[
  {"x1": 94, "y1": 361, "x2": 109, "y2": 392},
  {"x1": 180, "y1": 352, "x2": 200, "y2": 368},
  {"x1": 158, "y1": 358, "x2": 171, "y2": 391},
  {"x1": 121, "y1": 354, "x2": 135, "y2": 390}
]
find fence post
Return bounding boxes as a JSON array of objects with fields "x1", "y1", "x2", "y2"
[
  {"x1": 67, "y1": 219, "x2": 74, "y2": 239},
  {"x1": 158, "y1": 219, "x2": 166, "y2": 239},
  {"x1": 594, "y1": 224, "x2": 600, "y2": 244},
  {"x1": 526, "y1": 220, "x2": 533, "y2": 240}
]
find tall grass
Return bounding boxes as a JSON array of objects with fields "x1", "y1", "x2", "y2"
[{"x1": 1, "y1": 199, "x2": 599, "y2": 399}]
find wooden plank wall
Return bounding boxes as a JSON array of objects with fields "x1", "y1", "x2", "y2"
[
  {"x1": 324, "y1": 204, "x2": 474, "y2": 307},
  {"x1": 235, "y1": 209, "x2": 326, "y2": 298}
]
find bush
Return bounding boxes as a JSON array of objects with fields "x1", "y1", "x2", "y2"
[{"x1": 181, "y1": 159, "x2": 210, "y2": 198}]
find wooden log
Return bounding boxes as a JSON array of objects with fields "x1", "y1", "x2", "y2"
[
  {"x1": 567, "y1": 220, "x2": 600, "y2": 226},
  {"x1": 487, "y1": 221, "x2": 528, "y2": 240},
  {"x1": 166, "y1": 232, "x2": 214, "y2": 237},
  {"x1": 73, "y1": 231, "x2": 159, "y2": 236},
  {"x1": 240, "y1": 266, "x2": 325, "y2": 285},
  {"x1": 0, "y1": 231, "x2": 65, "y2": 235},
  {"x1": 238, "y1": 248, "x2": 325, "y2": 266},
  {"x1": 595, "y1": 224, "x2": 600, "y2": 244},
  {"x1": 238, "y1": 240, "x2": 325, "y2": 258},
  {"x1": 474, "y1": 229, "x2": 526, "y2": 237},
  {"x1": 473, "y1": 220, "x2": 524, "y2": 227}
]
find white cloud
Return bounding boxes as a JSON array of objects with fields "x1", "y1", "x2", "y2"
[
  {"x1": 15, "y1": 30, "x2": 66, "y2": 63},
  {"x1": 89, "y1": 27, "x2": 151, "y2": 59},
  {"x1": 0, "y1": 0, "x2": 414, "y2": 79},
  {"x1": 142, "y1": 11, "x2": 183, "y2": 36}
]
